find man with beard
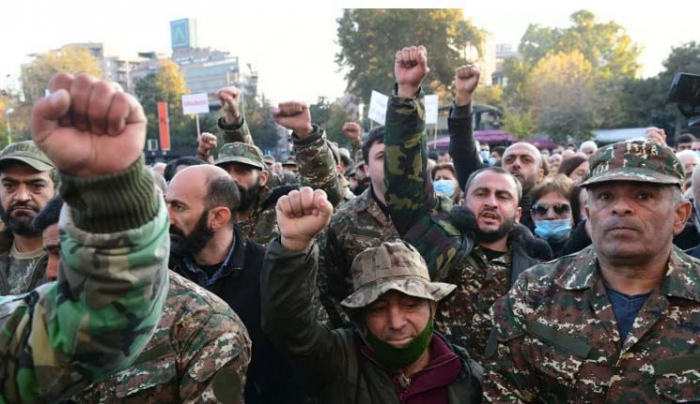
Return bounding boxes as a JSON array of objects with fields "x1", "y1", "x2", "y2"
[
  {"x1": 0, "y1": 141, "x2": 56, "y2": 295},
  {"x1": 501, "y1": 142, "x2": 545, "y2": 230},
  {"x1": 384, "y1": 46, "x2": 551, "y2": 362},
  {"x1": 197, "y1": 87, "x2": 341, "y2": 245},
  {"x1": 166, "y1": 164, "x2": 306, "y2": 404}
]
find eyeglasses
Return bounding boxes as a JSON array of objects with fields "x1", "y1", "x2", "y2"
[{"x1": 532, "y1": 203, "x2": 571, "y2": 218}]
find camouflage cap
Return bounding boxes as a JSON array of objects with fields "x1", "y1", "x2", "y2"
[
  {"x1": 263, "y1": 155, "x2": 276, "y2": 165},
  {"x1": 340, "y1": 240, "x2": 456, "y2": 309},
  {"x1": 214, "y1": 142, "x2": 266, "y2": 170},
  {"x1": 580, "y1": 139, "x2": 685, "y2": 188},
  {"x1": 282, "y1": 156, "x2": 298, "y2": 167},
  {"x1": 0, "y1": 141, "x2": 54, "y2": 172}
]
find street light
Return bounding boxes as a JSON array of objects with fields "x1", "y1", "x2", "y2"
[{"x1": 5, "y1": 108, "x2": 13, "y2": 145}]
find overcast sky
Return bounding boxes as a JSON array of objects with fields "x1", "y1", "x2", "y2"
[{"x1": 2, "y1": 0, "x2": 699, "y2": 104}]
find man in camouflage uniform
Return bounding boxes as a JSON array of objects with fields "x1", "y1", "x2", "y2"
[
  {"x1": 197, "y1": 86, "x2": 341, "y2": 245},
  {"x1": 383, "y1": 46, "x2": 551, "y2": 362},
  {"x1": 0, "y1": 141, "x2": 56, "y2": 295},
  {"x1": 32, "y1": 197, "x2": 252, "y2": 403},
  {"x1": 0, "y1": 72, "x2": 168, "y2": 402},
  {"x1": 485, "y1": 140, "x2": 700, "y2": 402},
  {"x1": 262, "y1": 187, "x2": 482, "y2": 403}
]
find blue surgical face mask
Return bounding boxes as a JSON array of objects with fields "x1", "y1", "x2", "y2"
[
  {"x1": 534, "y1": 218, "x2": 572, "y2": 242},
  {"x1": 487, "y1": 157, "x2": 497, "y2": 166},
  {"x1": 434, "y1": 179, "x2": 456, "y2": 197},
  {"x1": 480, "y1": 150, "x2": 490, "y2": 162}
]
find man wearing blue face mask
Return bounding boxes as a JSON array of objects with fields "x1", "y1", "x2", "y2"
[{"x1": 529, "y1": 175, "x2": 576, "y2": 257}]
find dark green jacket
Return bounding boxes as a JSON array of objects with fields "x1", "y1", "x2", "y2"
[{"x1": 261, "y1": 238, "x2": 483, "y2": 404}]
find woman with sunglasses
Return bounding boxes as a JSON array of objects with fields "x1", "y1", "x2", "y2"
[{"x1": 528, "y1": 175, "x2": 576, "y2": 257}]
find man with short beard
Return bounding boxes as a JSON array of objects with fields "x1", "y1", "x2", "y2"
[
  {"x1": 383, "y1": 46, "x2": 551, "y2": 362},
  {"x1": 166, "y1": 164, "x2": 306, "y2": 404},
  {"x1": 0, "y1": 141, "x2": 56, "y2": 295},
  {"x1": 501, "y1": 142, "x2": 545, "y2": 230}
]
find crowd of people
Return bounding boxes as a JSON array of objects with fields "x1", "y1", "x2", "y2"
[{"x1": 0, "y1": 44, "x2": 699, "y2": 403}]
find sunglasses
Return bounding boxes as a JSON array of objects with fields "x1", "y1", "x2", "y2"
[{"x1": 532, "y1": 203, "x2": 571, "y2": 217}]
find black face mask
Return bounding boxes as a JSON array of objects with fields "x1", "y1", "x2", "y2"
[
  {"x1": 170, "y1": 210, "x2": 214, "y2": 256},
  {"x1": 237, "y1": 182, "x2": 260, "y2": 212},
  {"x1": 0, "y1": 202, "x2": 41, "y2": 237}
]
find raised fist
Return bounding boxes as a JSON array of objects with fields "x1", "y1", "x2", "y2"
[
  {"x1": 645, "y1": 127, "x2": 667, "y2": 146},
  {"x1": 217, "y1": 86, "x2": 241, "y2": 124},
  {"x1": 198, "y1": 132, "x2": 218, "y2": 154},
  {"x1": 276, "y1": 187, "x2": 333, "y2": 251},
  {"x1": 342, "y1": 122, "x2": 362, "y2": 141},
  {"x1": 394, "y1": 45, "x2": 429, "y2": 98},
  {"x1": 31, "y1": 73, "x2": 146, "y2": 177},
  {"x1": 455, "y1": 65, "x2": 480, "y2": 106},
  {"x1": 272, "y1": 102, "x2": 313, "y2": 139}
]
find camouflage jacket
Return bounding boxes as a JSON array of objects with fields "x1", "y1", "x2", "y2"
[
  {"x1": 484, "y1": 245, "x2": 700, "y2": 403},
  {"x1": 262, "y1": 239, "x2": 483, "y2": 404},
  {"x1": 219, "y1": 116, "x2": 342, "y2": 245},
  {"x1": 73, "y1": 271, "x2": 251, "y2": 404},
  {"x1": 383, "y1": 90, "x2": 472, "y2": 281},
  {"x1": 0, "y1": 161, "x2": 169, "y2": 403}
]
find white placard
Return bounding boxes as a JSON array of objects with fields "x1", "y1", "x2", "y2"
[
  {"x1": 424, "y1": 95, "x2": 439, "y2": 125},
  {"x1": 368, "y1": 90, "x2": 389, "y2": 125},
  {"x1": 182, "y1": 93, "x2": 210, "y2": 115}
]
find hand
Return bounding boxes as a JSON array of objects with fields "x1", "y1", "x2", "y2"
[
  {"x1": 276, "y1": 187, "x2": 333, "y2": 251},
  {"x1": 646, "y1": 127, "x2": 667, "y2": 146},
  {"x1": 31, "y1": 73, "x2": 146, "y2": 177},
  {"x1": 198, "y1": 132, "x2": 217, "y2": 155},
  {"x1": 395, "y1": 45, "x2": 429, "y2": 98},
  {"x1": 342, "y1": 122, "x2": 362, "y2": 141},
  {"x1": 217, "y1": 86, "x2": 241, "y2": 124},
  {"x1": 272, "y1": 102, "x2": 313, "y2": 139},
  {"x1": 455, "y1": 65, "x2": 480, "y2": 106}
]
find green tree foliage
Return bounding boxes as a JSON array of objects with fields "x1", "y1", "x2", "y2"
[
  {"x1": 243, "y1": 94, "x2": 282, "y2": 153},
  {"x1": 135, "y1": 60, "x2": 193, "y2": 149},
  {"x1": 309, "y1": 97, "x2": 355, "y2": 146},
  {"x1": 502, "y1": 110, "x2": 535, "y2": 140},
  {"x1": 336, "y1": 9, "x2": 485, "y2": 112},
  {"x1": 21, "y1": 46, "x2": 103, "y2": 104}
]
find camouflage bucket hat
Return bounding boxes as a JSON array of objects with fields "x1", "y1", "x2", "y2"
[
  {"x1": 580, "y1": 140, "x2": 684, "y2": 188},
  {"x1": 0, "y1": 141, "x2": 55, "y2": 172},
  {"x1": 341, "y1": 241, "x2": 456, "y2": 309},
  {"x1": 214, "y1": 142, "x2": 266, "y2": 170}
]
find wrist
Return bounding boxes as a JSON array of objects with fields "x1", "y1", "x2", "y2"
[
  {"x1": 293, "y1": 124, "x2": 314, "y2": 139},
  {"x1": 281, "y1": 235, "x2": 314, "y2": 252},
  {"x1": 455, "y1": 93, "x2": 473, "y2": 106},
  {"x1": 397, "y1": 85, "x2": 420, "y2": 99},
  {"x1": 224, "y1": 111, "x2": 240, "y2": 124}
]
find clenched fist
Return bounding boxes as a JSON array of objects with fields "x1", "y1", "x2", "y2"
[
  {"x1": 342, "y1": 122, "x2": 362, "y2": 141},
  {"x1": 272, "y1": 102, "x2": 313, "y2": 139},
  {"x1": 646, "y1": 127, "x2": 667, "y2": 146},
  {"x1": 217, "y1": 86, "x2": 241, "y2": 124},
  {"x1": 395, "y1": 45, "x2": 429, "y2": 98},
  {"x1": 31, "y1": 73, "x2": 146, "y2": 177},
  {"x1": 455, "y1": 65, "x2": 480, "y2": 106},
  {"x1": 276, "y1": 187, "x2": 333, "y2": 251}
]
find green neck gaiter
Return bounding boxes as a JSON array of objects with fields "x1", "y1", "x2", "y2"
[{"x1": 363, "y1": 319, "x2": 434, "y2": 371}]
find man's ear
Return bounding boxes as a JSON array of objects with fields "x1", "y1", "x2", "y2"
[
  {"x1": 673, "y1": 200, "x2": 693, "y2": 236},
  {"x1": 208, "y1": 207, "x2": 232, "y2": 230},
  {"x1": 259, "y1": 170, "x2": 269, "y2": 186}
]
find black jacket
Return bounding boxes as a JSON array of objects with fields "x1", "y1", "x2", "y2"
[
  {"x1": 508, "y1": 223, "x2": 553, "y2": 285},
  {"x1": 170, "y1": 225, "x2": 306, "y2": 404}
]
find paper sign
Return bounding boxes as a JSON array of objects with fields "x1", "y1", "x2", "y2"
[
  {"x1": 182, "y1": 93, "x2": 210, "y2": 115},
  {"x1": 425, "y1": 95, "x2": 439, "y2": 125},
  {"x1": 368, "y1": 90, "x2": 389, "y2": 125}
]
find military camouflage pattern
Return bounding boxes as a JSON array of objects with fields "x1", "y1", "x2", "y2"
[
  {"x1": 3, "y1": 252, "x2": 48, "y2": 295},
  {"x1": 74, "y1": 271, "x2": 251, "y2": 404},
  {"x1": 484, "y1": 245, "x2": 700, "y2": 403},
  {"x1": 0, "y1": 140, "x2": 55, "y2": 171},
  {"x1": 217, "y1": 116, "x2": 253, "y2": 145},
  {"x1": 581, "y1": 139, "x2": 685, "y2": 187},
  {"x1": 321, "y1": 188, "x2": 400, "y2": 326},
  {"x1": 214, "y1": 142, "x2": 266, "y2": 170},
  {"x1": 341, "y1": 240, "x2": 455, "y2": 308},
  {"x1": 235, "y1": 185, "x2": 279, "y2": 246},
  {"x1": 383, "y1": 91, "x2": 471, "y2": 281},
  {"x1": 435, "y1": 247, "x2": 512, "y2": 362},
  {"x1": 0, "y1": 198, "x2": 169, "y2": 403}
]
